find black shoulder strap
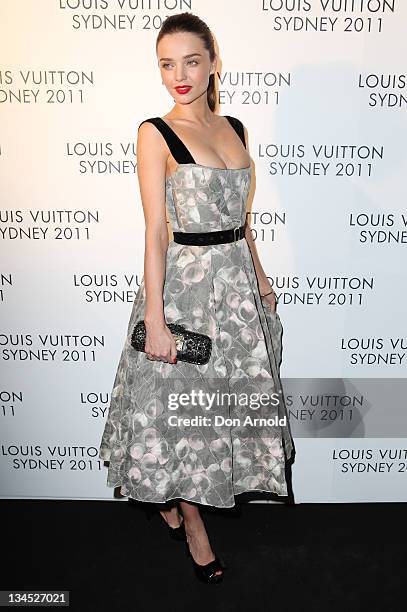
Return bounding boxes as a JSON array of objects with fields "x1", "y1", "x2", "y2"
[
  {"x1": 224, "y1": 116, "x2": 246, "y2": 149},
  {"x1": 138, "y1": 117, "x2": 196, "y2": 164}
]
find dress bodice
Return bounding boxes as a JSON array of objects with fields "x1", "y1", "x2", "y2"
[
  {"x1": 138, "y1": 116, "x2": 251, "y2": 234},
  {"x1": 165, "y1": 164, "x2": 251, "y2": 233}
]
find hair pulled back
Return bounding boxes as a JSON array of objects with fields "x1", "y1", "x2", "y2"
[{"x1": 156, "y1": 12, "x2": 217, "y2": 112}]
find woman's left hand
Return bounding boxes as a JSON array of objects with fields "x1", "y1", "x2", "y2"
[{"x1": 260, "y1": 285, "x2": 277, "y2": 314}]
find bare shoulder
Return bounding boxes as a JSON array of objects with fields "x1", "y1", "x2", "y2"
[
  {"x1": 137, "y1": 118, "x2": 168, "y2": 159},
  {"x1": 221, "y1": 114, "x2": 245, "y2": 127},
  {"x1": 221, "y1": 114, "x2": 248, "y2": 141},
  {"x1": 136, "y1": 118, "x2": 169, "y2": 193},
  {"x1": 221, "y1": 114, "x2": 247, "y2": 135},
  {"x1": 137, "y1": 118, "x2": 159, "y2": 138}
]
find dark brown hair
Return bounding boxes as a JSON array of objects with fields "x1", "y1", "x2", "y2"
[{"x1": 156, "y1": 12, "x2": 217, "y2": 112}]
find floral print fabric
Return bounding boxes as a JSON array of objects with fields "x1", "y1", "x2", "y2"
[{"x1": 99, "y1": 165, "x2": 294, "y2": 508}]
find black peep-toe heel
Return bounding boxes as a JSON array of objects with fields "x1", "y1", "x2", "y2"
[
  {"x1": 185, "y1": 540, "x2": 226, "y2": 584},
  {"x1": 163, "y1": 513, "x2": 187, "y2": 541}
]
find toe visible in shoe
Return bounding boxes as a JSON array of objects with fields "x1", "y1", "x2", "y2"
[{"x1": 187, "y1": 548, "x2": 225, "y2": 583}]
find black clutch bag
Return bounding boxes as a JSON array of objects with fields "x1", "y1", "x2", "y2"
[{"x1": 130, "y1": 320, "x2": 212, "y2": 365}]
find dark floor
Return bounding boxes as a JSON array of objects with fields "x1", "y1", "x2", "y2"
[{"x1": 3, "y1": 497, "x2": 406, "y2": 611}]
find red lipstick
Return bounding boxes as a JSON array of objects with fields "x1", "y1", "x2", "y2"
[{"x1": 175, "y1": 86, "x2": 192, "y2": 94}]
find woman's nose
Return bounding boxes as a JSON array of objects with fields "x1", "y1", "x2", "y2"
[{"x1": 175, "y1": 66, "x2": 186, "y2": 81}]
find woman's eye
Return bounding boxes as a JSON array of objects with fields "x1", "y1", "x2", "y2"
[{"x1": 162, "y1": 60, "x2": 198, "y2": 69}]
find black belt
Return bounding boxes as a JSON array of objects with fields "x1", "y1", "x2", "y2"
[{"x1": 173, "y1": 224, "x2": 246, "y2": 246}]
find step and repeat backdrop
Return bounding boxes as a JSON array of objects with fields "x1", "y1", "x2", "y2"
[{"x1": 1, "y1": 0, "x2": 406, "y2": 504}]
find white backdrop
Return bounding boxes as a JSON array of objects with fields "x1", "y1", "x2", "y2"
[{"x1": 1, "y1": 0, "x2": 406, "y2": 503}]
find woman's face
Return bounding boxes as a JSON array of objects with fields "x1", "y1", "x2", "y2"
[{"x1": 157, "y1": 31, "x2": 215, "y2": 105}]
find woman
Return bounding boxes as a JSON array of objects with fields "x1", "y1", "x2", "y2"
[{"x1": 99, "y1": 11, "x2": 294, "y2": 584}]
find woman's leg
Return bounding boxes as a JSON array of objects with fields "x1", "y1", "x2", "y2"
[
  {"x1": 179, "y1": 500, "x2": 223, "y2": 576},
  {"x1": 157, "y1": 500, "x2": 183, "y2": 528}
]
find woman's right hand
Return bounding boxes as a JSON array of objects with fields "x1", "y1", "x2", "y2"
[{"x1": 144, "y1": 322, "x2": 178, "y2": 363}]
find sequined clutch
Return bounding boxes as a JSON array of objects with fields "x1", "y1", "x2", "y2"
[{"x1": 131, "y1": 320, "x2": 212, "y2": 365}]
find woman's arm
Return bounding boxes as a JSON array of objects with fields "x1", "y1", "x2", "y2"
[
  {"x1": 136, "y1": 121, "x2": 169, "y2": 328},
  {"x1": 242, "y1": 123, "x2": 275, "y2": 300},
  {"x1": 244, "y1": 223, "x2": 274, "y2": 297}
]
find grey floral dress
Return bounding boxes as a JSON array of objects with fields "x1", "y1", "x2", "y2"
[{"x1": 99, "y1": 116, "x2": 294, "y2": 508}]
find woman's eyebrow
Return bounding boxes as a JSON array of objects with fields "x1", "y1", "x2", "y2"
[{"x1": 159, "y1": 53, "x2": 202, "y2": 62}]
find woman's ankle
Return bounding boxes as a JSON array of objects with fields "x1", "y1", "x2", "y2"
[{"x1": 159, "y1": 506, "x2": 183, "y2": 528}]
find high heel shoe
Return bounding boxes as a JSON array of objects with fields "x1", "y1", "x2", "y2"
[
  {"x1": 161, "y1": 513, "x2": 187, "y2": 542},
  {"x1": 185, "y1": 540, "x2": 226, "y2": 584}
]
